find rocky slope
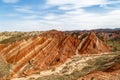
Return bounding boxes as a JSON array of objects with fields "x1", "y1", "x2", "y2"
[
  {"x1": 0, "y1": 30, "x2": 80, "y2": 78},
  {"x1": 78, "y1": 32, "x2": 109, "y2": 54},
  {"x1": 12, "y1": 52, "x2": 119, "y2": 80},
  {"x1": 0, "y1": 30, "x2": 110, "y2": 79}
]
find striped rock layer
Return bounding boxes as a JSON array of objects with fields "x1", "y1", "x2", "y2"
[{"x1": 0, "y1": 31, "x2": 109, "y2": 78}]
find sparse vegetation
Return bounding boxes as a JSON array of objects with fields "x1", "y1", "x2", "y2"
[
  {"x1": 27, "y1": 52, "x2": 120, "y2": 80},
  {"x1": 0, "y1": 54, "x2": 11, "y2": 79},
  {"x1": 0, "y1": 34, "x2": 33, "y2": 44},
  {"x1": 106, "y1": 39, "x2": 120, "y2": 51},
  {"x1": 0, "y1": 31, "x2": 43, "y2": 44},
  {"x1": 27, "y1": 77, "x2": 36, "y2": 80}
]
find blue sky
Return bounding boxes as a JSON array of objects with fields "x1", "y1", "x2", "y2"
[{"x1": 0, "y1": 0, "x2": 120, "y2": 31}]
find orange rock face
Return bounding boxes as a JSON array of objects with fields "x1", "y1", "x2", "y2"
[
  {"x1": 78, "y1": 32, "x2": 109, "y2": 54},
  {"x1": 0, "y1": 30, "x2": 110, "y2": 78}
]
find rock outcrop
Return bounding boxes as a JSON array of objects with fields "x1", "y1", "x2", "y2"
[
  {"x1": 0, "y1": 30, "x2": 80, "y2": 78},
  {"x1": 0, "y1": 30, "x2": 110, "y2": 79},
  {"x1": 78, "y1": 32, "x2": 109, "y2": 54}
]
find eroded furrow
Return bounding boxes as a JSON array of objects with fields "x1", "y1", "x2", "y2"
[
  {"x1": 6, "y1": 38, "x2": 38, "y2": 62},
  {"x1": 7, "y1": 37, "x2": 45, "y2": 63},
  {"x1": 10, "y1": 38, "x2": 52, "y2": 78}
]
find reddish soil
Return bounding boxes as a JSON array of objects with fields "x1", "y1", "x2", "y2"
[{"x1": 0, "y1": 30, "x2": 110, "y2": 78}]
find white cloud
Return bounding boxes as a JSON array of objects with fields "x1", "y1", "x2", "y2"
[
  {"x1": 1, "y1": 8, "x2": 120, "y2": 31},
  {"x1": 2, "y1": 0, "x2": 19, "y2": 3},
  {"x1": 15, "y1": 6, "x2": 34, "y2": 13},
  {"x1": 0, "y1": 20, "x2": 42, "y2": 31},
  {"x1": 22, "y1": 15, "x2": 40, "y2": 20},
  {"x1": 47, "y1": 0, "x2": 120, "y2": 10},
  {"x1": 39, "y1": 0, "x2": 120, "y2": 30},
  {"x1": 58, "y1": 4, "x2": 79, "y2": 10},
  {"x1": 1, "y1": 0, "x2": 120, "y2": 31},
  {"x1": 47, "y1": 0, "x2": 107, "y2": 10},
  {"x1": 40, "y1": 8, "x2": 120, "y2": 30},
  {"x1": 0, "y1": 19, "x2": 63, "y2": 31},
  {"x1": 65, "y1": 9, "x2": 85, "y2": 15},
  {"x1": 44, "y1": 14, "x2": 57, "y2": 20},
  {"x1": 47, "y1": 0, "x2": 105, "y2": 6}
]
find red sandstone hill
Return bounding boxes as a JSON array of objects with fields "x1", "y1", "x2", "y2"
[
  {"x1": 78, "y1": 32, "x2": 109, "y2": 54},
  {"x1": 0, "y1": 30, "x2": 110, "y2": 79}
]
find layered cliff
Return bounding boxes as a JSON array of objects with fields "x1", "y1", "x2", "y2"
[
  {"x1": 0, "y1": 30, "x2": 80, "y2": 78},
  {"x1": 78, "y1": 32, "x2": 109, "y2": 54},
  {"x1": 0, "y1": 30, "x2": 110, "y2": 79}
]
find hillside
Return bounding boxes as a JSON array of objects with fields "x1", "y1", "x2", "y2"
[
  {"x1": 0, "y1": 30, "x2": 119, "y2": 80},
  {"x1": 12, "y1": 52, "x2": 120, "y2": 80}
]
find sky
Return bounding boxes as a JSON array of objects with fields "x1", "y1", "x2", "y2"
[{"x1": 0, "y1": 0, "x2": 120, "y2": 31}]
